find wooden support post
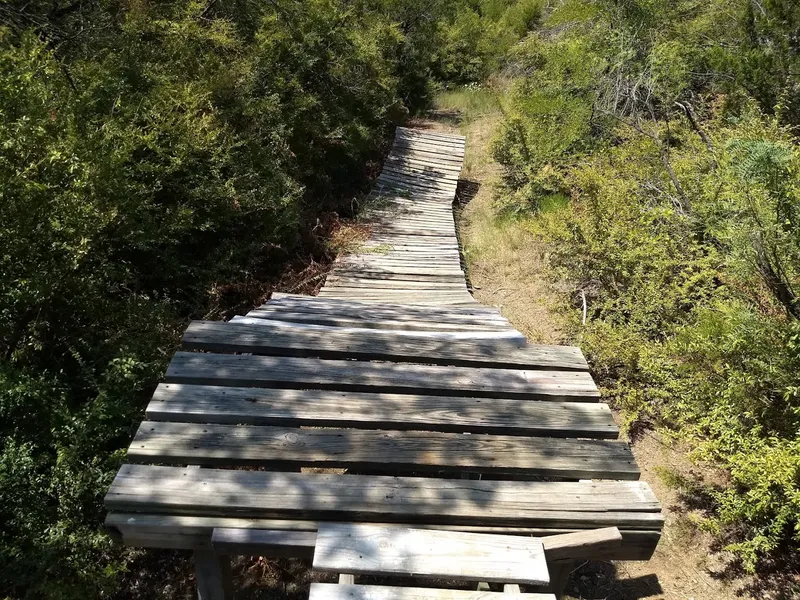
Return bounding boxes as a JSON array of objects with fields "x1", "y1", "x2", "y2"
[
  {"x1": 194, "y1": 546, "x2": 233, "y2": 600},
  {"x1": 545, "y1": 560, "x2": 573, "y2": 600},
  {"x1": 502, "y1": 584, "x2": 521, "y2": 593},
  {"x1": 338, "y1": 574, "x2": 355, "y2": 585}
]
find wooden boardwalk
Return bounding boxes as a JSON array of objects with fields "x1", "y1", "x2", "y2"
[
  {"x1": 104, "y1": 127, "x2": 661, "y2": 598},
  {"x1": 319, "y1": 128, "x2": 475, "y2": 305}
]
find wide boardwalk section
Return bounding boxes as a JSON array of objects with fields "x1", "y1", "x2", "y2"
[{"x1": 104, "y1": 127, "x2": 661, "y2": 599}]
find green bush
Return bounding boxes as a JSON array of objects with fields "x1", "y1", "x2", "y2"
[
  {"x1": 1, "y1": 0, "x2": 531, "y2": 595},
  {"x1": 491, "y1": 0, "x2": 800, "y2": 572}
]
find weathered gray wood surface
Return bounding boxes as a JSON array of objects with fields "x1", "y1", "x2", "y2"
[
  {"x1": 267, "y1": 294, "x2": 500, "y2": 317},
  {"x1": 194, "y1": 547, "x2": 233, "y2": 600},
  {"x1": 182, "y1": 320, "x2": 589, "y2": 371},
  {"x1": 229, "y1": 316, "x2": 526, "y2": 343},
  {"x1": 244, "y1": 309, "x2": 514, "y2": 332},
  {"x1": 212, "y1": 527, "x2": 317, "y2": 557},
  {"x1": 541, "y1": 527, "x2": 623, "y2": 562},
  {"x1": 128, "y1": 421, "x2": 637, "y2": 478},
  {"x1": 165, "y1": 352, "x2": 601, "y2": 400},
  {"x1": 309, "y1": 584, "x2": 556, "y2": 600},
  {"x1": 106, "y1": 465, "x2": 660, "y2": 528},
  {"x1": 314, "y1": 126, "x2": 474, "y2": 306},
  {"x1": 313, "y1": 524, "x2": 549, "y2": 585},
  {"x1": 146, "y1": 383, "x2": 619, "y2": 437}
]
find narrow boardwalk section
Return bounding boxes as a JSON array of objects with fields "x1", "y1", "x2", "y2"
[
  {"x1": 104, "y1": 128, "x2": 662, "y2": 595},
  {"x1": 319, "y1": 128, "x2": 474, "y2": 305}
]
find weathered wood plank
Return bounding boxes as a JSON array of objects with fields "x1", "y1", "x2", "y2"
[
  {"x1": 166, "y1": 352, "x2": 599, "y2": 400},
  {"x1": 372, "y1": 187, "x2": 455, "y2": 201},
  {"x1": 392, "y1": 143, "x2": 466, "y2": 162},
  {"x1": 362, "y1": 234, "x2": 460, "y2": 241},
  {"x1": 332, "y1": 258, "x2": 463, "y2": 269},
  {"x1": 324, "y1": 279, "x2": 468, "y2": 290},
  {"x1": 181, "y1": 321, "x2": 590, "y2": 371},
  {"x1": 391, "y1": 145, "x2": 466, "y2": 161},
  {"x1": 367, "y1": 226, "x2": 458, "y2": 236},
  {"x1": 146, "y1": 383, "x2": 618, "y2": 438},
  {"x1": 267, "y1": 293, "x2": 498, "y2": 316},
  {"x1": 321, "y1": 285, "x2": 471, "y2": 295},
  {"x1": 331, "y1": 263, "x2": 464, "y2": 275},
  {"x1": 395, "y1": 132, "x2": 466, "y2": 148},
  {"x1": 311, "y1": 585, "x2": 554, "y2": 600},
  {"x1": 386, "y1": 148, "x2": 464, "y2": 164},
  {"x1": 245, "y1": 309, "x2": 513, "y2": 332},
  {"x1": 381, "y1": 159, "x2": 462, "y2": 176},
  {"x1": 540, "y1": 528, "x2": 623, "y2": 562},
  {"x1": 260, "y1": 299, "x2": 507, "y2": 323},
  {"x1": 128, "y1": 422, "x2": 637, "y2": 479},
  {"x1": 313, "y1": 524, "x2": 549, "y2": 585},
  {"x1": 359, "y1": 242, "x2": 461, "y2": 250},
  {"x1": 327, "y1": 272, "x2": 467, "y2": 283},
  {"x1": 382, "y1": 165, "x2": 460, "y2": 183},
  {"x1": 396, "y1": 127, "x2": 466, "y2": 144},
  {"x1": 229, "y1": 317, "x2": 525, "y2": 343},
  {"x1": 327, "y1": 273, "x2": 467, "y2": 284},
  {"x1": 194, "y1": 547, "x2": 233, "y2": 600},
  {"x1": 378, "y1": 174, "x2": 458, "y2": 193},
  {"x1": 382, "y1": 158, "x2": 462, "y2": 174},
  {"x1": 315, "y1": 289, "x2": 472, "y2": 297},
  {"x1": 335, "y1": 254, "x2": 462, "y2": 264},
  {"x1": 396, "y1": 127, "x2": 466, "y2": 142},
  {"x1": 314, "y1": 297, "x2": 479, "y2": 307},
  {"x1": 313, "y1": 299, "x2": 481, "y2": 308},
  {"x1": 393, "y1": 133, "x2": 466, "y2": 148},
  {"x1": 105, "y1": 466, "x2": 661, "y2": 527},
  {"x1": 106, "y1": 513, "x2": 663, "y2": 559}
]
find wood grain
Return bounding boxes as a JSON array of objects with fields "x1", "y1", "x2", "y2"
[
  {"x1": 105, "y1": 465, "x2": 661, "y2": 527},
  {"x1": 146, "y1": 383, "x2": 619, "y2": 438},
  {"x1": 128, "y1": 421, "x2": 637, "y2": 478},
  {"x1": 313, "y1": 524, "x2": 549, "y2": 585},
  {"x1": 165, "y1": 352, "x2": 601, "y2": 400},
  {"x1": 182, "y1": 320, "x2": 588, "y2": 371},
  {"x1": 309, "y1": 584, "x2": 555, "y2": 600}
]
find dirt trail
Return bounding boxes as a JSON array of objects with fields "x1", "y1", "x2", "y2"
[{"x1": 410, "y1": 109, "x2": 757, "y2": 600}]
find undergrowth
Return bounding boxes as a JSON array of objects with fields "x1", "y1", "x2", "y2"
[{"x1": 487, "y1": 0, "x2": 800, "y2": 579}]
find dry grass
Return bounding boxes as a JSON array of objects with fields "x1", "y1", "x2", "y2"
[
  {"x1": 437, "y1": 85, "x2": 566, "y2": 344},
  {"x1": 326, "y1": 219, "x2": 371, "y2": 256},
  {"x1": 427, "y1": 85, "x2": 758, "y2": 600}
]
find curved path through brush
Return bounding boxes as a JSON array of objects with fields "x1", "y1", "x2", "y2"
[{"x1": 103, "y1": 127, "x2": 662, "y2": 599}]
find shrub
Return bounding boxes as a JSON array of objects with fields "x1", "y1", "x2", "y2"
[{"x1": 491, "y1": 0, "x2": 800, "y2": 569}]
